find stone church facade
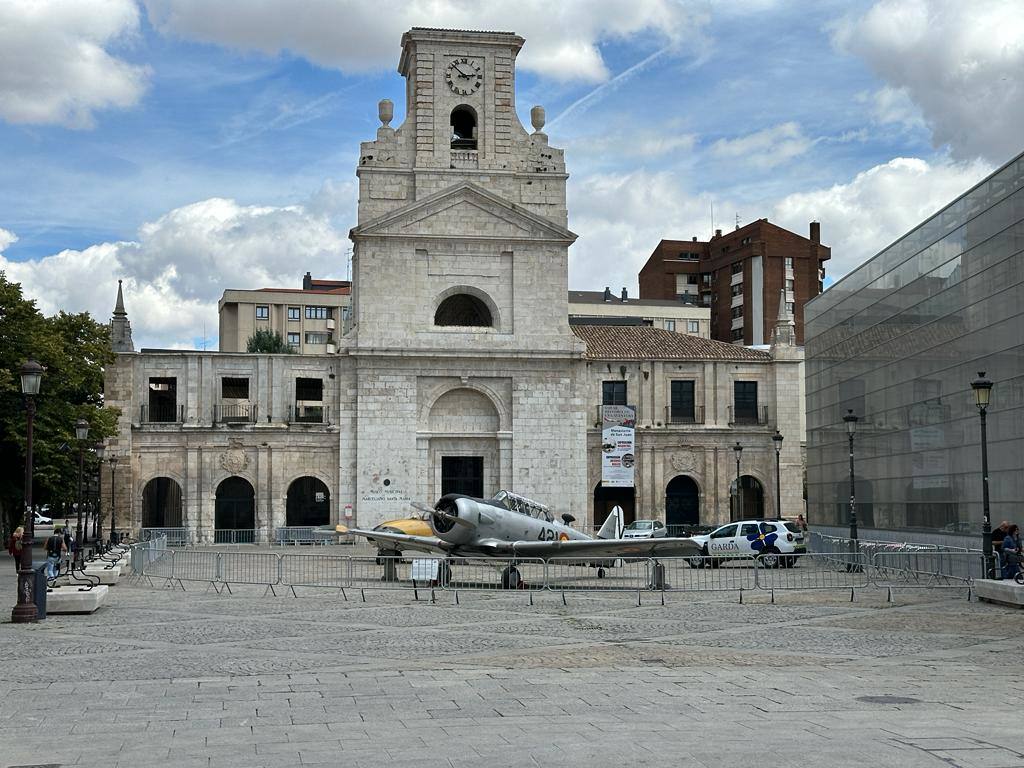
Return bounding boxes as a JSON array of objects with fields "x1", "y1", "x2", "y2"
[{"x1": 100, "y1": 28, "x2": 804, "y2": 543}]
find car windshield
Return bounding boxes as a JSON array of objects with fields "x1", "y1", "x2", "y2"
[{"x1": 784, "y1": 522, "x2": 801, "y2": 533}]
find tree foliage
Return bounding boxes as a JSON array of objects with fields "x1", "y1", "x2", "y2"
[
  {"x1": 246, "y1": 328, "x2": 294, "y2": 353},
  {"x1": 0, "y1": 272, "x2": 118, "y2": 536}
]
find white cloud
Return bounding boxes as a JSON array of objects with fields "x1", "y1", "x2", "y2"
[
  {"x1": 0, "y1": 0, "x2": 149, "y2": 127},
  {"x1": 0, "y1": 192, "x2": 352, "y2": 349},
  {"x1": 143, "y1": 0, "x2": 699, "y2": 83},
  {"x1": 832, "y1": 0, "x2": 1024, "y2": 163},
  {"x1": 867, "y1": 86, "x2": 925, "y2": 130},
  {"x1": 0, "y1": 228, "x2": 17, "y2": 252},
  {"x1": 710, "y1": 122, "x2": 813, "y2": 169},
  {"x1": 771, "y1": 156, "x2": 993, "y2": 278}
]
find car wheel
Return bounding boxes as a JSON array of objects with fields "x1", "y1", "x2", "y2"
[
  {"x1": 758, "y1": 547, "x2": 781, "y2": 569},
  {"x1": 686, "y1": 556, "x2": 704, "y2": 569}
]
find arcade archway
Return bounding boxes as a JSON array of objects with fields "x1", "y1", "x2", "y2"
[
  {"x1": 593, "y1": 483, "x2": 635, "y2": 529},
  {"x1": 286, "y1": 476, "x2": 330, "y2": 527},
  {"x1": 142, "y1": 477, "x2": 182, "y2": 528},
  {"x1": 665, "y1": 475, "x2": 699, "y2": 530},
  {"x1": 215, "y1": 477, "x2": 255, "y2": 542},
  {"x1": 731, "y1": 475, "x2": 765, "y2": 520}
]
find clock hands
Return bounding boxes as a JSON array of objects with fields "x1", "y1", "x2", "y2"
[{"x1": 453, "y1": 63, "x2": 474, "y2": 79}]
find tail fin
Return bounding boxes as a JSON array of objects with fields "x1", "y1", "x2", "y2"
[{"x1": 597, "y1": 505, "x2": 625, "y2": 539}]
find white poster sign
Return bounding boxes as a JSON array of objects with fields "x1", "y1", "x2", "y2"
[{"x1": 601, "y1": 404, "x2": 636, "y2": 488}]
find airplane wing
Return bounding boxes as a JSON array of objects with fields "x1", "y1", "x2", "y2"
[
  {"x1": 504, "y1": 536, "x2": 702, "y2": 560},
  {"x1": 337, "y1": 526, "x2": 455, "y2": 556}
]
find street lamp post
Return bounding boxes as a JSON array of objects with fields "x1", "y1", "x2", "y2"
[
  {"x1": 93, "y1": 443, "x2": 105, "y2": 542},
  {"x1": 843, "y1": 409, "x2": 859, "y2": 563},
  {"x1": 109, "y1": 455, "x2": 118, "y2": 546},
  {"x1": 12, "y1": 359, "x2": 44, "y2": 623},
  {"x1": 733, "y1": 441, "x2": 743, "y2": 521},
  {"x1": 971, "y1": 372, "x2": 994, "y2": 578},
  {"x1": 74, "y1": 418, "x2": 89, "y2": 566},
  {"x1": 772, "y1": 430, "x2": 784, "y2": 519}
]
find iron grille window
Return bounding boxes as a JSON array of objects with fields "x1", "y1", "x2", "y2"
[
  {"x1": 734, "y1": 381, "x2": 758, "y2": 421},
  {"x1": 221, "y1": 377, "x2": 249, "y2": 399},
  {"x1": 602, "y1": 381, "x2": 627, "y2": 406},
  {"x1": 296, "y1": 377, "x2": 323, "y2": 402},
  {"x1": 147, "y1": 377, "x2": 177, "y2": 422}
]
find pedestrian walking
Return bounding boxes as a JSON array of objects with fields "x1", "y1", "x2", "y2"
[
  {"x1": 1001, "y1": 524, "x2": 1021, "y2": 580},
  {"x1": 7, "y1": 526, "x2": 23, "y2": 572},
  {"x1": 45, "y1": 528, "x2": 66, "y2": 579},
  {"x1": 796, "y1": 514, "x2": 808, "y2": 532}
]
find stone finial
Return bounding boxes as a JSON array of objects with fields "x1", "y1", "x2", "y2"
[
  {"x1": 114, "y1": 279, "x2": 127, "y2": 317},
  {"x1": 770, "y1": 288, "x2": 796, "y2": 351},
  {"x1": 110, "y1": 279, "x2": 134, "y2": 353},
  {"x1": 530, "y1": 105, "x2": 545, "y2": 133},
  {"x1": 378, "y1": 99, "x2": 394, "y2": 127}
]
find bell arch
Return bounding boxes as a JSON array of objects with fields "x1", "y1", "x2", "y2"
[
  {"x1": 286, "y1": 476, "x2": 331, "y2": 527},
  {"x1": 432, "y1": 285, "x2": 500, "y2": 329},
  {"x1": 141, "y1": 477, "x2": 183, "y2": 528}
]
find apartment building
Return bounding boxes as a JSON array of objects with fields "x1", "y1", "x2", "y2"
[
  {"x1": 568, "y1": 289, "x2": 710, "y2": 338},
  {"x1": 638, "y1": 219, "x2": 830, "y2": 345},
  {"x1": 218, "y1": 272, "x2": 351, "y2": 354}
]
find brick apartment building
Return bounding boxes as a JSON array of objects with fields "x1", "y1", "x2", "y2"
[{"x1": 638, "y1": 219, "x2": 829, "y2": 345}]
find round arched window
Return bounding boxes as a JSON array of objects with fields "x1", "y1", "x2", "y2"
[
  {"x1": 434, "y1": 294, "x2": 492, "y2": 327},
  {"x1": 450, "y1": 106, "x2": 477, "y2": 149}
]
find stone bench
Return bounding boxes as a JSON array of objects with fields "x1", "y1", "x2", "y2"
[
  {"x1": 974, "y1": 579, "x2": 1024, "y2": 608},
  {"x1": 46, "y1": 585, "x2": 109, "y2": 614},
  {"x1": 57, "y1": 568, "x2": 120, "y2": 586}
]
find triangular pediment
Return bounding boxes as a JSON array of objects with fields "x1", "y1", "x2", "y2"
[{"x1": 351, "y1": 182, "x2": 577, "y2": 243}]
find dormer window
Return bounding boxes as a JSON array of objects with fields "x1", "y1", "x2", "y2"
[{"x1": 450, "y1": 105, "x2": 477, "y2": 150}]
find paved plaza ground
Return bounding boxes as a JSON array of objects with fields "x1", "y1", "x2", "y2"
[{"x1": 3, "y1": 553, "x2": 1024, "y2": 768}]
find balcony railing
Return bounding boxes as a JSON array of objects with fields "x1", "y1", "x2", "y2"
[
  {"x1": 215, "y1": 403, "x2": 257, "y2": 424},
  {"x1": 290, "y1": 404, "x2": 329, "y2": 424},
  {"x1": 728, "y1": 405, "x2": 769, "y2": 426},
  {"x1": 140, "y1": 404, "x2": 183, "y2": 423},
  {"x1": 663, "y1": 405, "x2": 705, "y2": 425}
]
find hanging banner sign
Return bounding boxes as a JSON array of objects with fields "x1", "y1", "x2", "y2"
[{"x1": 601, "y1": 404, "x2": 636, "y2": 488}]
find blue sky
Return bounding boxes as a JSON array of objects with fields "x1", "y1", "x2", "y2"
[{"x1": 0, "y1": 0, "x2": 1020, "y2": 348}]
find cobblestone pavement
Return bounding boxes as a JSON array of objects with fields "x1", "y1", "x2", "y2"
[{"x1": 2, "y1": 566, "x2": 1024, "y2": 768}]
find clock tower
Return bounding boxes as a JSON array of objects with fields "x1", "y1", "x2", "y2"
[{"x1": 341, "y1": 28, "x2": 586, "y2": 527}]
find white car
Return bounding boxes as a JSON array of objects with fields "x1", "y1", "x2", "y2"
[
  {"x1": 687, "y1": 519, "x2": 806, "y2": 568},
  {"x1": 33, "y1": 511, "x2": 53, "y2": 526},
  {"x1": 622, "y1": 520, "x2": 666, "y2": 539}
]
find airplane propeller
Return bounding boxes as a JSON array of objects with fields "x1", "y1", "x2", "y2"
[
  {"x1": 434, "y1": 509, "x2": 476, "y2": 529},
  {"x1": 410, "y1": 501, "x2": 435, "y2": 516}
]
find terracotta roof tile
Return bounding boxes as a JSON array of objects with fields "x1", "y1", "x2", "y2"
[{"x1": 571, "y1": 324, "x2": 772, "y2": 361}]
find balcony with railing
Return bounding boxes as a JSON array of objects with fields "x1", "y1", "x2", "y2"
[
  {"x1": 140, "y1": 404, "x2": 184, "y2": 424},
  {"x1": 663, "y1": 405, "x2": 705, "y2": 425},
  {"x1": 290, "y1": 404, "x2": 330, "y2": 424},
  {"x1": 214, "y1": 403, "x2": 257, "y2": 424},
  {"x1": 728, "y1": 405, "x2": 769, "y2": 426}
]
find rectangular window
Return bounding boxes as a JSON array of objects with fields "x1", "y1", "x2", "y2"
[
  {"x1": 785, "y1": 257, "x2": 794, "y2": 269},
  {"x1": 147, "y1": 377, "x2": 178, "y2": 422},
  {"x1": 701, "y1": 273, "x2": 711, "y2": 286},
  {"x1": 602, "y1": 380, "x2": 627, "y2": 406},
  {"x1": 287, "y1": 332, "x2": 300, "y2": 347},
  {"x1": 670, "y1": 380, "x2": 695, "y2": 422},
  {"x1": 786, "y1": 302, "x2": 795, "y2": 314},
  {"x1": 687, "y1": 320, "x2": 700, "y2": 333},
  {"x1": 686, "y1": 274, "x2": 698, "y2": 285},
  {"x1": 663, "y1": 320, "x2": 675, "y2": 331},
  {"x1": 296, "y1": 377, "x2": 323, "y2": 401},
  {"x1": 255, "y1": 305, "x2": 269, "y2": 320},
  {"x1": 785, "y1": 278, "x2": 795, "y2": 290},
  {"x1": 305, "y1": 306, "x2": 332, "y2": 319},
  {"x1": 731, "y1": 283, "x2": 743, "y2": 297},
  {"x1": 741, "y1": 237, "x2": 751, "y2": 245},
  {"x1": 287, "y1": 306, "x2": 300, "y2": 321},
  {"x1": 731, "y1": 306, "x2": 743, "y2": 319},
  {"x1": 731, "y1": 261, "x2": 743, "y2": 275},
  {"x1": 734, "y1": 381, "x2": 758, "y2": 422},
  {"x1": 441, "y1": 456, "x2": 484, "y2": 498},
  {"x1": 304, "y1": 332, "x2": 329, "y2": 345},
  {"x1": 221, "y1": 377, "x2": 249, "y2": 399},
  {"x1": 731, "y1": 328, "x2": 744, "y2": 341}
]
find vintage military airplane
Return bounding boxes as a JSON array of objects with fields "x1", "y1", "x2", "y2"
[{"x1": 334, "y1": 489, "x2": 700, "y2": 587}]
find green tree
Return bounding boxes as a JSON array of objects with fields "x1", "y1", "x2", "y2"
[
  {"x1": 0, "y1": 273, "x2": 118, "y2": 537},
  {"x1": 246, "y1": 328, "x2": 295, "y2": 353}
]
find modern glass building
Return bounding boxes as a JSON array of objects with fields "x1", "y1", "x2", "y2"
[{"x1": 805, "y1": 151, "x2": 1024, "y2": 534}]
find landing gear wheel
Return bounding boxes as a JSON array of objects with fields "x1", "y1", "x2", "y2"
[
  {"x1": 501, "y1": 565, "x2": 522, "y2": 590},
  {"x1": 758, "y1": 547, "x2": 781, "y2": 569},
  {"x1": 597, "y1": 568, "x2": 606, "y2": 579},
  {"x1": 379, "y1": 550, "x2": 400, "y2": 581}
]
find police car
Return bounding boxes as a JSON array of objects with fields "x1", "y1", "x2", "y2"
[{"x1": 687, "y1": 519, "x2": 805, "y2": 568}]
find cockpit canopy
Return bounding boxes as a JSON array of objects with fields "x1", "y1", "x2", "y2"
[{"x1": 491, "y1": 490, "x2": 553, "y2": 523}]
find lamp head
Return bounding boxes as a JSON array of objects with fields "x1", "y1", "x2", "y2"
[
  {"x1": 94, "y1": 443, "x2": 105, "y2": 460},
  {"x1": 733, "y1": 441, "x2": 742, "y2": 455},
  {"x1": 843, "y1": 409, "x2": 858, "y2": 435},
  {"x1": 772, "y1": 429, "x2": 784, "y2": 452},
  {"x1": 75, "y1": 418, "x2": 90, "y2": 441},
  {"x1": 971, "y1": 371, "x2": 993, "y2": 410},
  {"x1": 20, "y1": 358, "x2": 44, "y2": 396}
]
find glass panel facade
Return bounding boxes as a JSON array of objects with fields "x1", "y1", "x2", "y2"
[{"x1": 804, "y1": 151, "x2": 1024, "y2": 533}]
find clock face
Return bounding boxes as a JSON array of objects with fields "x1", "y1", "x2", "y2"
[{"x1": 445, "y1": 57, "x2": 483, "y2": 96}]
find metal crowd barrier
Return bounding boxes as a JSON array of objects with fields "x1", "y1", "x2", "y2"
[
  {"x1": 125, "y1": 543, "x2": 987, "y2": 599},
  {"x1": 274, "y1": 526, "x2": 331, "y2": 545}
]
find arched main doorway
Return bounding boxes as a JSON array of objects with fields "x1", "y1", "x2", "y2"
[
  {"x1": 286, "y1": 476, "x2": 330, "y2": 527},
  {"x1": 665, "y1": 475, "x2": 699, "y2": 531},
  {"x1": 215, "y1": 477, "x2": 255, "y2": 543},
  {"x1": 142, "y1": 477, "x2": 183, "y2": 528},
  {"x1": 731, "y1": 475, "x2": 765, "y2": 520},
  {"x1": 593, "y1": 483, "x2": 635, "y2": 529}
]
